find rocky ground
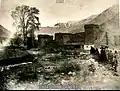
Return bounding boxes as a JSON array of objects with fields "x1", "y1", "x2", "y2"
[{"x1": 1, "y1": 49, "x2": 120, "y2": 90}]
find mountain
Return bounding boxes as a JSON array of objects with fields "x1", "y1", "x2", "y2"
[
  {"x1": 38, "y1": 4, "x2": 119, "y2": 37},
  {"x1": 68, "y1": 15, "x2": 98, "y2": 33},
  {"x1": 37, "y1": 15, "x2": 98, "y2": 35},
  {"x1": 35, "y1": 26, "x2": 69, "y2": 36},
  {"x1": 0, "y1": 25, "x2": 10, "y2": 37},
  {"x1": 90, "y1": 4, "x2": 119, "y2": 32},
  {"x1": 90, "y1": 5, "x2": 119, "y2": 25},
  {"x1": 69, "y1": 4, "x2": 119, "y2": 33},
  {"x1": 0, "y1": 24, "x2": 11, "y2": 45}
]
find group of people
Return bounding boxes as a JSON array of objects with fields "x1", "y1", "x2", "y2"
[
  {"x1": 107, "y1": 49, "x2": 119, "y2": 72},
  {"x1": 90, "y1": 46, "x2": 119, "y2": 72}
]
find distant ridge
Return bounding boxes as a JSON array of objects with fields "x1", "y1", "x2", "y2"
[
  {"x1": 0, "y1": 24, "x2": 11, "y2": 37},
  {"x1": 38, "y1": 4, "x2": 119, "y2": 37},
  {"x1": 69, "y1": 4, "x2": 119, "y2": 33},
  {"x1": 0, "y1": 24, "x2": 11, "y2": 46}
]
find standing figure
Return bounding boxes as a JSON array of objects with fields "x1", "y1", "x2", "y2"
[
  {"x1": 90, "y1": 46, "x2": 96, "y2": 54},
  {"x1": 114, "y1": 51, "x2": 119, "y2": 59},
  {"x1": 94, "y1": 48, "x2": 99, "y2": 60},
  {"x1": 108, "y1": 50, "x2": 113, "y2": 63},
  {"x1": 112, "y1": 51, "x2": 118, "y2": 72},
  {"x1": 112, "y1": 56, "x2": 118, "y2": 72},
  {"x1": 99, "y1": 47, "x2": 106, "y2": 63},
  {"x1": 105, "y1": 48, "x2": 109, "y2": 60},
  {"x1": 74, "y1": 48, "x2": 78, "y2": 59}
]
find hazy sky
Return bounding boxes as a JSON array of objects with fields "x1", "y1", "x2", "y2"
[{"x1": 0, "y1": 0, "x2": 119, "y2": 33}]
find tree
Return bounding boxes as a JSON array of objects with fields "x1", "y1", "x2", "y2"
[
  {"x1": 9, "y1": 33, "x2": 23, "y2": 47},
  {"x1": 8, "y1": 33, "x2": 23, "y2": 57},
  {"x1": 11, "y1": 5, "x2": 40, "y2": 46}
]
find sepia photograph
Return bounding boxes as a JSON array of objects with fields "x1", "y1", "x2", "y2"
[{"x1": 0, "y1": 0, "x2": 119, "y2": 90}]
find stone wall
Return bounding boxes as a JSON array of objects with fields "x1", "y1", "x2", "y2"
[
  {"x1": 55, "y1": 32, "x2": 85, "y2": 45},
  {"x1": 84, "y1": 24, "x2": 120, "y2": 49},
  {"x1": 107, "y1": 32, "x2": 120, "y2": 49},
  {"x1": 84, "y1": 24, "x2": 105, "y2": 47},
  {"x1": 38, "y1": 35, "x2": 53, "y2": 48}
]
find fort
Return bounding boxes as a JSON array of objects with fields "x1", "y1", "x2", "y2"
[{"x1": 32, "y1": 24, "x2": 120, "y2": 50}]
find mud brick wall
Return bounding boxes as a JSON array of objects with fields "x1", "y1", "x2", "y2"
[
  {"x1": 38, "y1": 35, "x2": 53, "y2": 48},
  {"x1": 107, "y1": 32, "x2": 120, "y2": 49},
  {"x1": 55, "y1": 32, "x2": 85, "y2": 45},
  {"x1": 84, "y1": 24, "x2": 107, "y2": 48},
  {"x1": 84, "y1": 24, "x2": 120, "y2": 49}
]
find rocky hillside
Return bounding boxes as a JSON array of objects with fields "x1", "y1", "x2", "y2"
[
  {"x1": 0, "y1": 24, "x2": 11, "y2": 47},
  {"x1": 0, "y1": 25, "x2": 10, "y2": 38},
  {"x1": 90, "y1": 5, "x2": 119, "y2": 32},
  {"x1": 35, "y1": 26, "x2": 69, "y2": 36},
  {"x1": 39, "y1": 4, "x2": 119, "y2": 35},
  {"x1": 69, "y1": 4, "x2": 119, "y2": 33},
  {"x1": 68, "y1": 15, "x2": 98, "y2": 33},
  {"x1": 37, "y1": 15, "x2": 98, "y2": 35}
]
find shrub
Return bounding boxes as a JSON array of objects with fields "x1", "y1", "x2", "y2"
[
  {"x1": 9, "y1": 36, "x2": 23, "y2": 47},
  {"x1": 56, "y1": 60, "x2": 81, "y2": 74}
]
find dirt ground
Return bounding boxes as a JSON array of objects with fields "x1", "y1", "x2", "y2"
[{"x1": 1, "y1": 50, "x2": 120, "y2": 90}]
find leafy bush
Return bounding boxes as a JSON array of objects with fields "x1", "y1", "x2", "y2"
[
  {"x1": 55, "y1": 60, "x2": 81, "y2": 74},
  {"x1": 9, "y1": 33, "x2": 23, "y2": 47},
  {"x1": 2, "y1": 47, "x2": 16, "y2": 59}
]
